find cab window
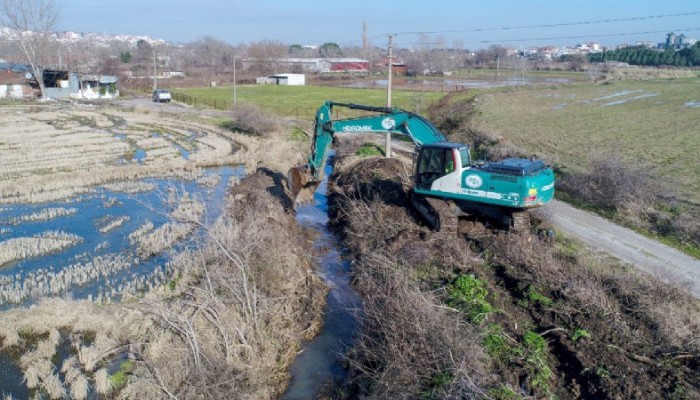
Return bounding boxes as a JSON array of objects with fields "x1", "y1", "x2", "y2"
[{"x1": 459, "y1": 148, "x2": 470, "y2": 168}]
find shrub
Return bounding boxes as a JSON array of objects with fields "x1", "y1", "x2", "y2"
[
  {"x1": 347, "y1": 253, "x2": 488, "y2": 399},
  {"x1": 557, "y1": 152, "x2": 657, "y2": 213},
  {"x1": 222, "y1": 103, "x2": 279, "y2": 136},
  {"x1": 427, "y1": 93, "x2": 478, "y2": 138},
  {"x1": 570, "y1": 328, "x2": 591, "y2": 342}
]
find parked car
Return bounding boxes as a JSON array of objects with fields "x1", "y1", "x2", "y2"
[{"x1": 152, "y1": 89, "x2": 171, "y2": 103}]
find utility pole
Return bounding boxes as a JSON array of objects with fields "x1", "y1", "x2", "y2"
[
  {"x1": 362, "y1": 21, "x2": 368, "y2": 61},
  {"x1": 385, "y1": 33, "x2": 394, "y2": 158},
  {"x1": 153, "y1": 50, "x2": 157, "y2": 90},
  {"x1": 495, "y1": 53, "x2": 500, "y2": 80},
  {"x1": 232, "y1": 51, "x2": 237, "y2": 111}
]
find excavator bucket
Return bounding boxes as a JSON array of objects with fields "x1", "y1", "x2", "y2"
[{"x1": 288, "y1": 166, "x2": 321, "y2": 206}]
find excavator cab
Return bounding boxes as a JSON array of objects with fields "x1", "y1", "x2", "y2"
[{"x1": 415, "y1": 143, "x2": 469, "y2": 190}]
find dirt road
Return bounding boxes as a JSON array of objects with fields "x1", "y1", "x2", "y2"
[{"x1": 547, "y1": 199, "x2": 700, "y2": 298}]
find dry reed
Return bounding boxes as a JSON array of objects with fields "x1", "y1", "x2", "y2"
[
  {"x1": 94, "y1": 368, "x2": 111, "y2": 394},
  {"x1": 6, "y1": 207, "x2": 77, "y2": 225},
  {"x1": 0, "y1": 231, "x2": 83, "y2": 267}
]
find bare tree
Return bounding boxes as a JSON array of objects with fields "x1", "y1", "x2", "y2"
[
  {"x1": 411, "y1": 34, "x2": 459, "y2": 75},
  {"x1": 0, "y1": 0, "x2": 59, "y2": 98},
  {"x1": 246, "y1": 39, "x2": 287, "y2": 75}
]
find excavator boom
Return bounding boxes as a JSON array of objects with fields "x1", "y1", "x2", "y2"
[
  {"x1": 289, "y1": 101, "x2": 447, "y2": 205},
  {"x1": 288, "y1": 101, "x2": 554, "y2": 232}
]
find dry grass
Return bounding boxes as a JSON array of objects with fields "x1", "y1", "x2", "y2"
[
  {"x1": 347, "y1": 252, "x2": 488, "y2": 399},
  {"x1": 0, "y1": 253, "x2": 136, "y2": 305},
  {"x1": 98, "y1": 215, "x2": 130, "y2": 234},
  {"x1": 94, "y1": 368, "x2": 111, "y2": 395},
  {"x1": 6, "y1": 207, "x2": 77, "y2": 225},
  {"x1": 0, "y1": 231, "x2": 83, "y2": 267},
  {"x1": 117, "y1": 179, "x2": 325, "y2": 398},
  {"x1": 0, "y1": 105, "x2": 241, "y2": 204}
]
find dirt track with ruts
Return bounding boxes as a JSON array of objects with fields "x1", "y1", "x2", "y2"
[{"x1": 546, "y1": 199, "x2": 700, "y2": 298}]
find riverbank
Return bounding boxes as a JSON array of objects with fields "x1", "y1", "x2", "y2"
[{"x1": 0, "y1": 168, "x2": 327, "y2": 398}]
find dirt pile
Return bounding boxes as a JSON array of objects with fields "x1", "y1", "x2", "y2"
[{"x1": 327, "y1": 150, "x2": 700, "y2": 399}]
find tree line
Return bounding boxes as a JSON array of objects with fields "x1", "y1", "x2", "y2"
[{"x1": 588, "y1": 43, "x2": 700, "y2": 67}]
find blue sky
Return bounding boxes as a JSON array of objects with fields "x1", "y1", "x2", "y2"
[{"x1": 57, "y1": 0, "x2": 700, "y2": 49}]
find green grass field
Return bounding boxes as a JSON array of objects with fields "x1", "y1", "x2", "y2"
[
  {"x1": 473, "y1": 77, "x2": 700, "y2": 204},
  {"x1": 173, "y1": 75, "x2": 700, "y2": 204},
  {"x1": 173, "y1": 85, "x2": 446, "y2": 119}
]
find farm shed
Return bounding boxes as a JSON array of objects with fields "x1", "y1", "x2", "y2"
[
  {"x1": 75, "y1": 74, "x2": 120, "y2": 99},
  {"x1": 326, "y1": 58, "x2": 369, "y2": 73},
  {"x1": 256, "y1": 73, "x2": 305, "y2": 86},
  {"x1": 43, "y1": 69, "x2": 81, "y2": 98},
  {"x1": 0, "y1": 62, "x2": 38, "y2": 99},
  {"x1": 0, "y1": 70, "x2": 37, "y2": 99}
]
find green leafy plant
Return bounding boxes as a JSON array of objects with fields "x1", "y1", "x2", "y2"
[
  {"x1": 517, "y1": 285, "x2": 553, "y2": 308},
  {"x1": 355, "y1": 143, "x2": 385, "y2": 157},
  {"x1": 109, "y1": 360, "x2": 133, "y2": 390},
  {"x1": 484, "y1": 324, "x2": 518, "y2": 362},
  {"x1": 422, "y1": 370, "x2": 453, "y2": 399},
  {"x1": 488, "y1": 384, "x2": 522, "y2": 400},
  {"x1": 447, "y1": 274, "x2": 493, "y2": 323},
  {"x1": 522, "y1": 331, "x2": 553, "y2": 394},
  {"x1": 595, "y1": 365, "x2": 611, "y2": 379},
  {"x1": 571, "y1": 328, "x2": 591, "y2": 342}
]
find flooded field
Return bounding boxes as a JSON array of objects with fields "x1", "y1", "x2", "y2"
[{"x1": 0, "y1": 166, "x2": 243, "y2": 308}]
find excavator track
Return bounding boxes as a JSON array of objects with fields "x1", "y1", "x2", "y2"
[
  {"x1": 409, "y1": 192, "x2": 459, "y2": 233},
  {"x1": 410, "y1": 192, "x2": 531, "y2": 234},
  {"x1": 509, "y1": 210, "x2": 530, "y2": 233}
]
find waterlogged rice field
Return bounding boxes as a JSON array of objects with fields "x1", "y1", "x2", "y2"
[
  {"x1": 474, "y1": 78, "x2": 700, "y2": 203},
  {"x1": 0, "y1": 103, "x2": 248, "y2": 308},
  {"x1": 0, "y1": 103, "x2": 237, "y2": 204},
  {"x1": 0, "y1": 166, "x2": 243, "y2": 308}
]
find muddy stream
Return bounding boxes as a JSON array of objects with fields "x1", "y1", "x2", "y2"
[{"x1": 282, "y1": 152, "x2": 362, "y2": 399}]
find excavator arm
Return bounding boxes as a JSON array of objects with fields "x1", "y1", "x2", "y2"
[{"x1": 289, "y1": 101, "x2": 448, "y2": 204}]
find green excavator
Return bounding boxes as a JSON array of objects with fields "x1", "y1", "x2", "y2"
[{"x1": 288, "y1": 101, "x2": 555, "y2": 232}]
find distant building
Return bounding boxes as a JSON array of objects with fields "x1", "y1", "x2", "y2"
[
  {"x1": 326, "y1": 58, "x2": 369, "y2": 73},
  {"x1": 0, "y1": 69, "x2": 37, "y2": 99},
  {"x1": 664, "y1": 32, "x2": 698, "y2": 49},
  {"x1": 256, "y1": 73, "x2": 305, "y2": 86},
  {"x1": 243, "y1": 58, "x2": 369, "y2": 74},
  {"x1": 0, "y1": 62, "x2": 118, "y2": 99},
  {"x1": 0, "y1": 62, "x2": 38, "y2": 98}
]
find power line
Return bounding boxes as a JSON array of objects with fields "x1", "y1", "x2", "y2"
[
  {"x1": 395, "y1": 11, "x2": 700, "y2": 36},
  {"x1": 397, "y1": 27, "x2": 700, "y2": 47}
]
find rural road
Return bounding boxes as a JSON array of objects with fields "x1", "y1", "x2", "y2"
[{"x1": 547, "y1": 200, "x2": 700, "y2": 298}]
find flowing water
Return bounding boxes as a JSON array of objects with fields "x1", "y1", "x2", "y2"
[{"x1": 282, "y1": 152, "x2": 362, "y2": 399}]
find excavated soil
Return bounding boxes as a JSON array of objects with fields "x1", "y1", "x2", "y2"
[{"x1": 326, "y1": 141, "x2": 700, "y2": 399}]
